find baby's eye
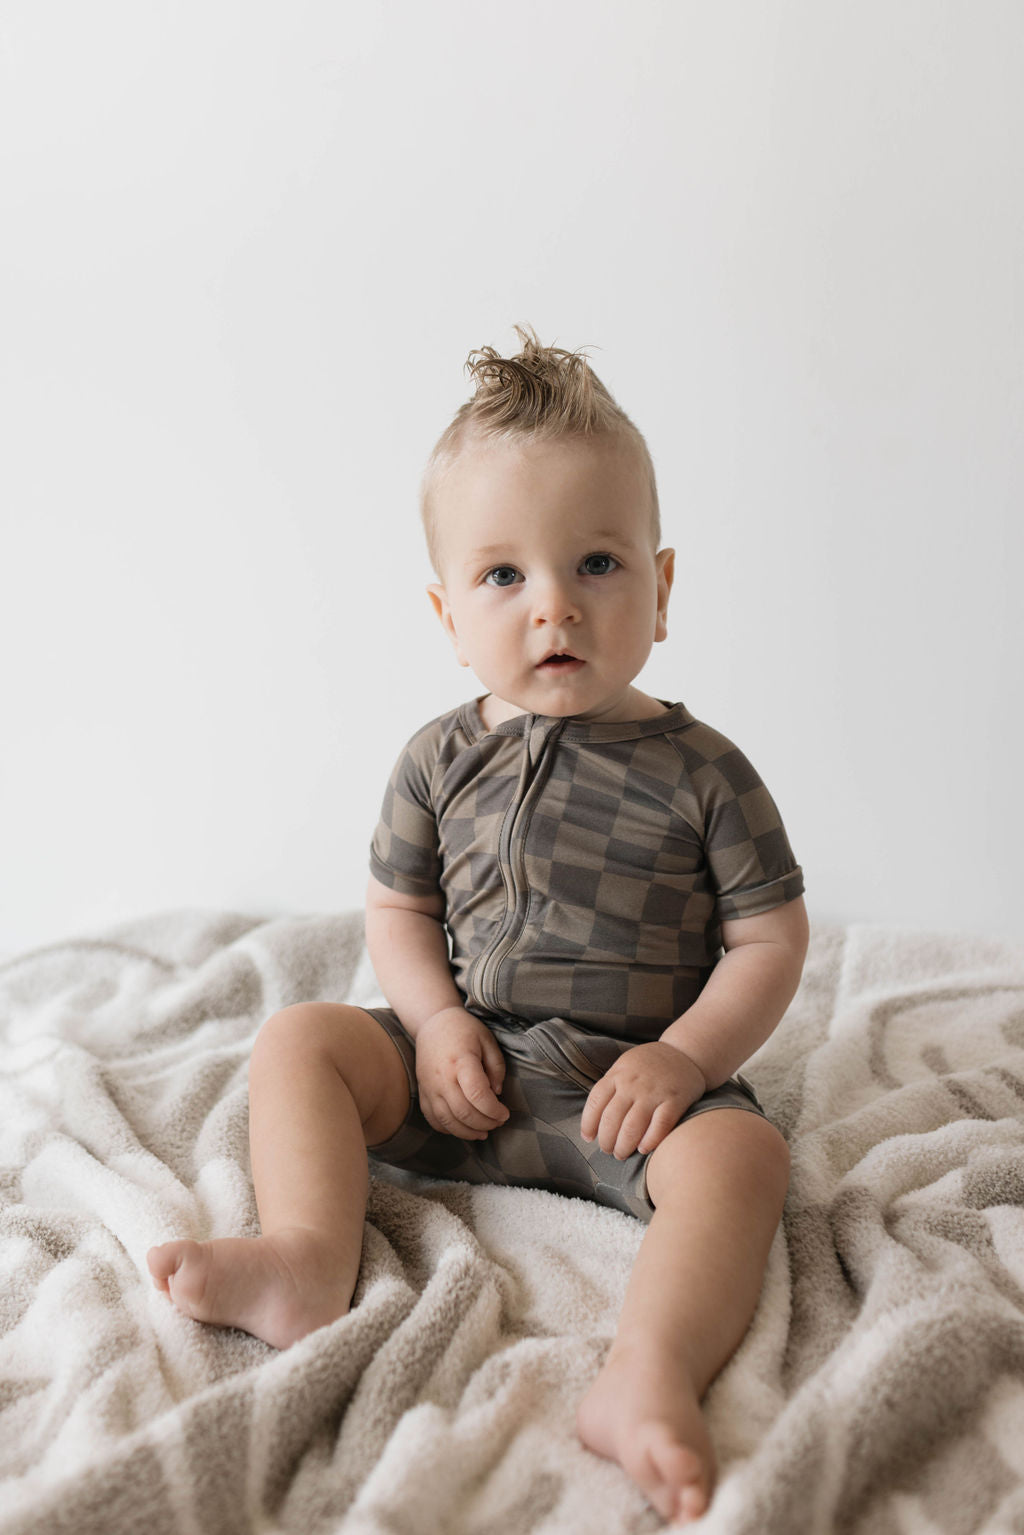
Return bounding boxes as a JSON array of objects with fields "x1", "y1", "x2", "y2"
[
  {"x1": 484, "y1": 565, "x2": 522, "y2": 587},
  {"x1": 580, "y1": 552, "x2": 618, "y2": 576}
]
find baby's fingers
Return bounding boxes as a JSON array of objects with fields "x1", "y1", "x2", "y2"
[
  {"x1": 454, "y1": 1056, "x2": 509, "y2": 1126},
  {"x1": 580, "y1": 1075, "x2": 616, "y2": 1143},
  {"x1": 420, "y1": 1090, "x2": 481, "y2": 1139},
  {"x1": 612, "y1": 1102, "x2": 659, "y2": 1161},
  {"x1": 478, "y1": 1031, "x2": 507, "y2": 1099},
  {"x1": 636, "y1": 1100, "x2": 684, "y2": 1156}
]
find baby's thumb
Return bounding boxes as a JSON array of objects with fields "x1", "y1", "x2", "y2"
[{"x1": 480, "y1": 1033, "x2": 507, "y2": 1097}]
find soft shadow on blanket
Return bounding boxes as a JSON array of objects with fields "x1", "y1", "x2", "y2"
[{"x1": 1, "y1": 910, "x2": 1024, "y2": 1534}]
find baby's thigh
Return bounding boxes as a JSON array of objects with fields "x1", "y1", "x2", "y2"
[{"x1": 252, "y1": 1001, "x2": 411, "y2": 1146}]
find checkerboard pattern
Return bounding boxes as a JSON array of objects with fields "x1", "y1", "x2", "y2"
[
  {"x1": 362, "y1": 1006, "x2": 768, "y2": 1223},
  {"x1": 370, "y1": 698, "x2": 804, "y2": 1040}
]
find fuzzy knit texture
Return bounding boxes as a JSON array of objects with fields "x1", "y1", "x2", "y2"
[{"x1": 1, "y1": 909, "x2": 1023, "y2": 1533}]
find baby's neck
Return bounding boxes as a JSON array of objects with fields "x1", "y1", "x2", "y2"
[{"x1": 478, "y1": 689, "x2": 668, "y2": 730}]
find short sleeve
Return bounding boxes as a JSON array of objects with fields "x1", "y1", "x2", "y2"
[
  {"x1": 698, "y1": 739, "x2": 805, "y2": 922},
  {"x1": 368, "y1": 725, "x2": 443, "y2": 896}
]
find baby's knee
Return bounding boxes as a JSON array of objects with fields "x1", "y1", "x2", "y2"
[
  {"x1": 718, "y1": 1111, "x2": 790, "y2": 1184},
  {"x1": 648, "y1": 1108, "x2": 790, "y2": 1211},
  {"x1": 251, "y1": 1001, "x2": 367, "y2": 1069},
  {"x1": 249, "y1": 1004, "x2": 410, "y2": 1136},
  {"x1": 753, "y1": 1117, "x2": 790, "y2": 1193}
]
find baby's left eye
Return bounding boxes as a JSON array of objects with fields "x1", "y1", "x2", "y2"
[{"x1": 581, "y1": 553, "x2": 618, "y2": 576}]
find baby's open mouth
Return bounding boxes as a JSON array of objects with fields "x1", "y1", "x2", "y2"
[{"x1": 537, "y1": 653, "x2": 584, "y2": 670}]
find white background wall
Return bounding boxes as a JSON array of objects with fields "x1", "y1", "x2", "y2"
[{"x1": 2, "y1": 1, "x2": 1021, "y2": 957}]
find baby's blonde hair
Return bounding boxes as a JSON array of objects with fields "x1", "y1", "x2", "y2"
[{"x1": 420, "y1": 323, "x2": 661, "y2": 576}]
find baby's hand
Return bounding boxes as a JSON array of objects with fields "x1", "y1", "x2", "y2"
[
  {"x1": 414, "y1": 1006, "x2": 510, "y2": 1141},
  {"x1": 580, "y1": 1042, "x2": 706, "y2": 1161}
]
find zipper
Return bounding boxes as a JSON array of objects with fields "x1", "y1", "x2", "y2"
[
  {"x1": 470, "y1": 715, "x2": 565, "y2": 1012},
  {"x1": 529, "y1": 1024, "x2": 606, "y2": 1090}
]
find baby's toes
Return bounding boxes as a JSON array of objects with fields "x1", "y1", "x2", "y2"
[
  {"x1": 147, "y1": 1242, "x2": 175, "y2": 1291},
  {"x1": 637, "y1": 1426, "x2": 710, "y2": 1525},
  {"x1": 147, "y1": 1240, "x2": 204, "y2": 1301}
]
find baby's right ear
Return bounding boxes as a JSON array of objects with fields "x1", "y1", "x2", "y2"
[
  {"x1": 426, "y1": 583, "x2": 448, "y2": 625},
  {"x1": 426, "y1": 584, "x2": 470, "y2": 668}
]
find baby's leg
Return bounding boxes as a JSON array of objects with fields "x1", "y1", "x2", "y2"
[
  {"x1": 576, "y1": 1109, "x2": 789, "y2": 1526},
  {"x1": 147, "y1": 1003, "x2": 410, "y2": 1348}
]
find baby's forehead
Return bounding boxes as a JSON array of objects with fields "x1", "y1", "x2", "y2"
[
  {"x1": 428, "y1": 433, "x2": 656, "y2": 577},
  {"x1": 438, "y1": 498, "x2": 650, "y2": 560},
  {"x1": 440, "y1": 438, "x2": 647, "y2": 522}
]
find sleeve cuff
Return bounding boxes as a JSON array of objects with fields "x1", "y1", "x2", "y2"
[
  {"x1": 716, "y1": 866, "x2": 805, "y2": 922},
  {"x1": 368, "y1": 852, "x2": 441, "y2": 897}
]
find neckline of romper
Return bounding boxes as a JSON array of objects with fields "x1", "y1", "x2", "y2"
[{"x1": 460, "y1": 697, "x2": 696, "y2": 745}]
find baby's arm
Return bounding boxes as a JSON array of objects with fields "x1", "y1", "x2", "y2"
[
  {"x1": 364, "y1": 876, "x2": 509, "y2": 1140},
  {"x1": 581, "y1": 896, "x2": 809, "y2": 1160}
]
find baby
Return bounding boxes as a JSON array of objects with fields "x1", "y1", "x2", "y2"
[{"x1": 149, "y1": 324, "x2": 808, "y2": 1526}]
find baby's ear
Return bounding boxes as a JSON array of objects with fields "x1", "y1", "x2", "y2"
[
  {"x1": 654, "y1": 548, "x2": 675, "y2": 643},
  {"x1": 426, "y1": 584, "x2": 470, "y2": 667},
  {"x1": 426, "y1": 583, "x2": 452, "y2": 628}
]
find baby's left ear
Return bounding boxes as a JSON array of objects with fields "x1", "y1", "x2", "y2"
[{"x1": 654, "y1": 548, "x2": 675, "y2": 642}]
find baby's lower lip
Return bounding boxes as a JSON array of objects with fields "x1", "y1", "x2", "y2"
[{"x1": 537, "y1": 657, "x2": 585, "y2": 672}]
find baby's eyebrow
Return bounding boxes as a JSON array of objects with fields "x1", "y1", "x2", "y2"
[
  {"x1": 467, "y1": 545, "x2": 515, "y2": 561},
  {"x1": 466, "y1": 531, "x2": 635, "y2": 564},
  {"x1": 583, "y1": 530, "x2": 638, "y2": 547}
]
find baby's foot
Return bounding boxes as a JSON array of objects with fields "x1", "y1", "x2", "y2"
[
  {"x1": 146, "y1": 1228, "x2": 355, "y2": 1349},
  {"x1": 576, "y1": 1340, "x2": 715, "y2": 1526}
]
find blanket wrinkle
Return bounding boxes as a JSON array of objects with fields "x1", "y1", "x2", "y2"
[{"x1": 2, "y1": 909, "x2": 1024, "y2": 1533}]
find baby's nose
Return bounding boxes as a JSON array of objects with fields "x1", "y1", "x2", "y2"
[{"x1": 531, "y1": 577, "x2": 581, "y2": 625}]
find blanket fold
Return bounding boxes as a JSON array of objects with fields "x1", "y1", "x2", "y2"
[{"x1": 2, "y1": 910, "x2": 1024, "y2": 1533}]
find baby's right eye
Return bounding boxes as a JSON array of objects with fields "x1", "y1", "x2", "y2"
[{"x1": 484, "y1": 566, "x2": 521, "y2": 587}]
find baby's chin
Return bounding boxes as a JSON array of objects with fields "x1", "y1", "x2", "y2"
[
  {"x1": 495, "y1": 674, "x2": 592, "y2": 719},
  {"x1": 482, "y1": 677, "x2": 655, "y2": 727}
]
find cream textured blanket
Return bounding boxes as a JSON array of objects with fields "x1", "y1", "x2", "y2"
[{"x1": 1, "y1": 910, "x2": 1023, "y2": 1533}]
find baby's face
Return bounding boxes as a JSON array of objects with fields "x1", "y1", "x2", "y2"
[{"x1": 426, "y1": 436, "x2": 674, "y2": 724}]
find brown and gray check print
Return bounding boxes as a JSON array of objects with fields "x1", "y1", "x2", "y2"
[
  {"x1": 362, "y1": 1005, "x2": 768, "y2": 1223},
  {"x1": 370, "y1": 697, "x2": 804, "y2": 1040}
]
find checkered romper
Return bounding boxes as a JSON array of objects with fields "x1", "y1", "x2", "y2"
[{"x1": 365, "y1": 697, "x2": 804, "y2": 1220}]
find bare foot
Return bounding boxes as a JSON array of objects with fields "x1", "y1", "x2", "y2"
[
  {"x1": 576, "y1": 1340, "x2": 715, "y2": 1526},
  {"x1": 146, "y1": 1228, "x2": 355, "y2": 1349}
]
